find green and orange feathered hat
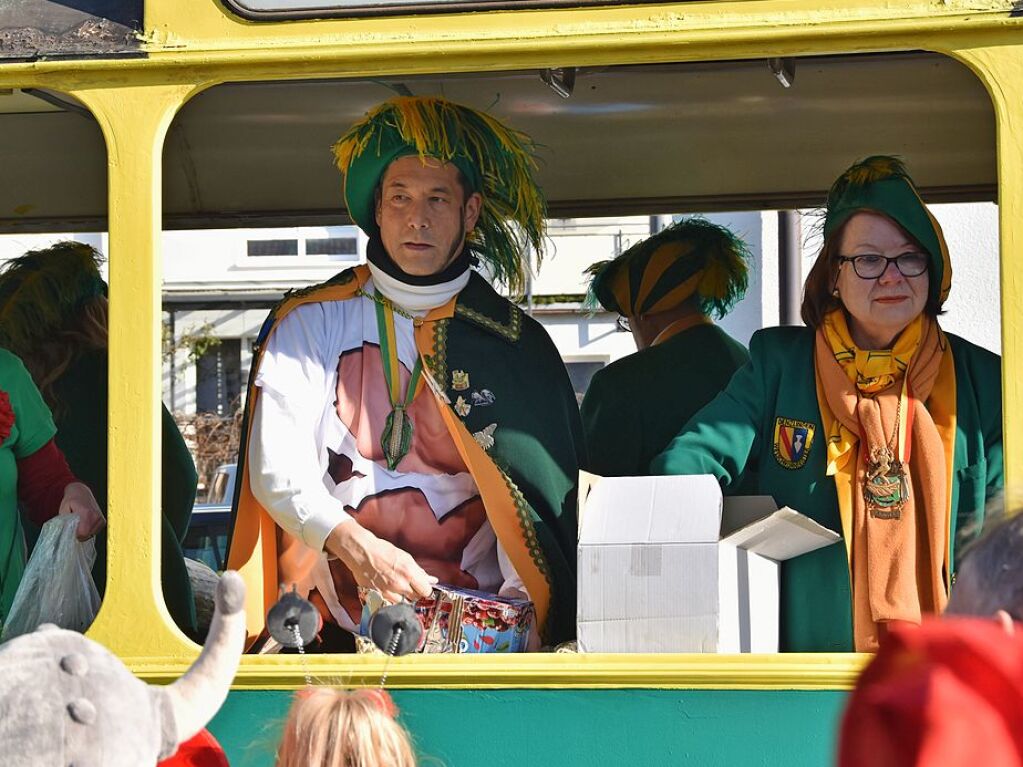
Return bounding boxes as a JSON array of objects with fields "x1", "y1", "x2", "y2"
[
  {"x1": 824, "y1": 155, "x2": 952, "y2": 308},
  {"x1": 585, "y1": 217, "x2": 750, "y2": 319},
  {"x1": 0, "y1": 241, "x2": 105, "y2": 354},
  {"x1": 332, "y1": 96, "x2": 546, "y2": 294}
]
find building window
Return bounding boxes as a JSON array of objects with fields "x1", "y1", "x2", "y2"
[
  {"x1": 196, "y1": 339, "x2": 242, "y2": 415},
  {"x1": 306, "y1": 236, "x2": 357, "y2": 256},
  {"x1": 564, "y1": 360, "x2": 605, "y2": 399},
  {"x1": 243, "y1": 226, "x2": 361, "y2": 262},
  {"x1": 247, "y1": 239, "x2": 298, "y2": 257}
]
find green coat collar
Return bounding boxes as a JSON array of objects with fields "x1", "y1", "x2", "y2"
[
  {"x1": 453, "y1": 272, "x2": 523, "y2": 344},
  {"x1": 283, "y1": 267, "x2": 524, "y2": 345}
]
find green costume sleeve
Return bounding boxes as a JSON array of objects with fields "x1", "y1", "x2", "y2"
[
  {"x1": 580, "y1": 367, "x2": 642, "y2": 477},
  {"x1": 649, "y1": 332, "x2": 767, "y2": 487},
  {"x1": 3, "y1": 352, "x2": 56, "y2": 460}
]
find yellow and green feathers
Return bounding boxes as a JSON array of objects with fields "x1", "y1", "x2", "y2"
[{"x1": 332, "y1": 97, "x2": 546, "y2": 295}]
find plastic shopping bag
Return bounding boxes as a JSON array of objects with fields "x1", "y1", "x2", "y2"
[{"x1": 1, "y1": 513, "x2": 100, "y2": 641}]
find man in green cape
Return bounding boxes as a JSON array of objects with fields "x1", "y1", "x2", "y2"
[
  {"x1": 227, "y1": 97, "x2": 581, "y2": 650},
  {"x1": 580, "y1": 217, "x2": 751, "y2": 476}
]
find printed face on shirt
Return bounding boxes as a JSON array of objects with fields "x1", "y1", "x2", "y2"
[
  {"x1": 375, "y1": 155, "x2": 483, "y2": 277},
  {"x1": 834, "y1": 211, "x2": 929, "y2": 348}
]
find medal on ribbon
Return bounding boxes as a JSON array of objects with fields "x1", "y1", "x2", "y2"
[
  {"x1": 864, "y1": 446, "x2": 907, "y2": 519},
  {"x1": 374, "y1": 296, "x2": 424, "y2": 470},
  {"x1": 864, "y1": 380, "x2": 910, "y2": 520}
]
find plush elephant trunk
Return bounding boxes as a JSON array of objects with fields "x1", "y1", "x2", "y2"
[{"x1": 163, "y1": 570, "x2": 246, "y2": 745}]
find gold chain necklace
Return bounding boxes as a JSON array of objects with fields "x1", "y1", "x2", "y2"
[
  {"x1": 356, "y1": 288, "x2": 423, "y2": 326},
  {"x1": 864, "y1": 386, "x2": 908, "y2": 520}
]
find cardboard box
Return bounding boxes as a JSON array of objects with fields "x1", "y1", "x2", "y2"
[{"x1": 576, "y1": 474, "x2": 841, "y2": 653}]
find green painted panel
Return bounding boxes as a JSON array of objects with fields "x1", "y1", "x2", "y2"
[{"x1": 209, "y1": 688, "x2": 848, "y2": 766}]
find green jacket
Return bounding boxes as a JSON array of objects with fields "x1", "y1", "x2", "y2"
[
  {"x1": 581, "y1": 324, "x2": 749, "y2": 477},
  {"x1": 651, "y1": 326, "x2": 1003, "y2": 652}
]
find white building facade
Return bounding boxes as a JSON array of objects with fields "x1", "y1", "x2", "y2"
[{"x1": 0, "y1": 201, "x2": 1000, "y2": 417}]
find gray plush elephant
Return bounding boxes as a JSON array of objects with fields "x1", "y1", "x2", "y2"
[{"x1": 0, "y1": 570, "x2": 246, "y2": 767}]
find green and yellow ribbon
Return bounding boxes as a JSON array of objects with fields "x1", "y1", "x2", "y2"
[{"x1": 374, "y1": 296, "x2": 425, "y2": 470}]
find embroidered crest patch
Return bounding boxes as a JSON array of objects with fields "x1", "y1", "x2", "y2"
[
  {"x1": 773, "y1": 417, "x2": 815, "y2": 469},
  {"x1": 451, "y1": 370, "x2": 470, "y2": 391}
]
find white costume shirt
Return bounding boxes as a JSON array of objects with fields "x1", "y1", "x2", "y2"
[{"x1": 247, "y1": 278, "x2": 523, "y2": 631}]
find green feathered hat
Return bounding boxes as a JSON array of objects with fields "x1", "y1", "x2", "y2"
[
  {"x1": 824, "y1": 155, "x2": 951, "y2": 307},
  {"x1": 332, "y1": 96, "x2": 547, "y2": 294},
  {"x1": 585, "y1": 217, "x2": 751, "y2": 319},
  {"x1": 0, "y1": 241, "x2": 106, "y2": 353}
]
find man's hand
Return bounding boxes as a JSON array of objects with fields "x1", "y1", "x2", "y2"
[
  {"x1": 325, "y1": 520, "x2": 437, "y2": 604},
  {"x1": 58, "y1": 482, "x2": 106, "y2": 541}
]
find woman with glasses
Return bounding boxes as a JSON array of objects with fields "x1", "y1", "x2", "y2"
[{"x1": 651, "y1": 156, "x2": 1002, "y2": 653}]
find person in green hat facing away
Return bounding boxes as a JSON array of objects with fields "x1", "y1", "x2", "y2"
[
  {"x1": 652, "y1": 156, "x2": 1002, "y2": 653},
  {"x1": 227, "y1": 97, "x2": 581, "y2": 651},
  {"x1": 580, "y1": 217, "x2": 751, "y2": 477}
]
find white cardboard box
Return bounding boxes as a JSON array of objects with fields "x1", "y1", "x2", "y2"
[{"x1": 576, "y1": 474, "x2": 841, "y2": 653}]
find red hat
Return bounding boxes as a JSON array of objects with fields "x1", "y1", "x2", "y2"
[
  {"x1": 839, "y1": 618, "x2": 1023, "y2": 767},
  {"x1": 158, "y1": 729, "x2": 229, "y2": 767}
]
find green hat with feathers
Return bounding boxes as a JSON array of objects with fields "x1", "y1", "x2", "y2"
[
  {"x1": 585, "y1": 217, "x2": 750, "y2": 319},
  {"x1": 0, "y1": 241, "x2": 106, "y2": 354},
  {"x1": 824, "y1": 155, "x2": 951, "y2": 307},
  {"x1": 332, "y1": 96, "x2": 547, "y2": 294}
]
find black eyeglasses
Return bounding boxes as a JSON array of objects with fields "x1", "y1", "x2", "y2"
[
  {"x1": 839, "y1": 253, "x2": 929, "y2": 280},
  {"x1": 616, "y1": 315, "x2": 631, "y2": 332}
]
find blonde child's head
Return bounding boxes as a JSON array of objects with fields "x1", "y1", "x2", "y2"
[{"x1": 275, "y1": 688, "x2": 416, "y2": 767}]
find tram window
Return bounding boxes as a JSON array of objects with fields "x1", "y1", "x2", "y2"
[
  {"x1": 224, "y1": 0, "x2": 676, "y2": 21},
  {"x1": 0, "y1": 90, "x2": 117, "y2": 638},
  {"x1": 163, "y1": 49, "x2": 998, "y2": 658}
]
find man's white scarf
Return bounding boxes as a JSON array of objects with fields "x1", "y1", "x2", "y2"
[{"x1": 367, "y1": 260, "x2": 470, "y2": 315}]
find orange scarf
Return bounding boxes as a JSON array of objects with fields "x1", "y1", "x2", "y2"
[{"x1": 815, "y1": 310, "x2": 956, "y2": 651}]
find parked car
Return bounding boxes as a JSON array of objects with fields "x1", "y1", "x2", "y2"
[{"x1": 182, "y1": 463, "x2": 236, "y2": 572}]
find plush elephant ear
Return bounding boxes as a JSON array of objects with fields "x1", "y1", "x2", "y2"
[{"x1": 156, "y1": 571, "x2": 247, "y2": 755}]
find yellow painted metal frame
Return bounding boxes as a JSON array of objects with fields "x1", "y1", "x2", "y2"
[{"x1": 1, "y1": 0, "x2": 1020, "y2": 691}]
